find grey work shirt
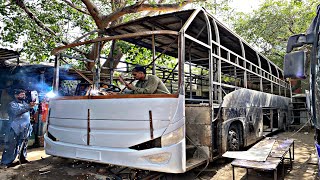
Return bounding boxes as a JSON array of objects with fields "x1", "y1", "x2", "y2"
[
  {"x1": 131, "y1": 75, "x2": 170, "y2": 94},
  {"x1": 7, "y1": 100, "x2": 31, "y2": 134}
]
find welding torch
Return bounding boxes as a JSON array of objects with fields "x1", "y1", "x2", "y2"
[{"x1": 29, "y1": 101, "x2": 39, "y2": 108}]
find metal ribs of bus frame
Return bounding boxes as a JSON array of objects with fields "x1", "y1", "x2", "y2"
[
  {"x1": 50, "y1": 8, "x2": 292, "y2": 165},
  {"x1": 52, "y1": 8, "x2": 291, "y2": 104}
]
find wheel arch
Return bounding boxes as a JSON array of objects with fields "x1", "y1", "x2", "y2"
[{"x1": 221, "y1": 118, "x2": 245, "y2": 153}]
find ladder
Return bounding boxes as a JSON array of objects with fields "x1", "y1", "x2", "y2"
[{"x1": 289, "y1": 94, "x2": 311, "y2": 130}]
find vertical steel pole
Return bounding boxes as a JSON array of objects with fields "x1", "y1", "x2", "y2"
[
  {"x1": 178, "y1": 32, "x2": 185, "y2": 95},
  {"x1": 53, "y1": 55, "x2": 60, "y2": 93},
  {"x1": 95, "y1": 41, "x2": 101, "y2": 90},
  {"x1": 152, "y1": 34, "x2": 156, "y2": 75},
  {"x1": 189, "y1": 52, "x2": 192, "y2": 99},
  {"x1": 110, "y1": 40, "x2": 115, "y2": 84}
]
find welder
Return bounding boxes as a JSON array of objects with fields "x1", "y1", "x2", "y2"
[{"x1": 0, "y1": 89, "x2": 36, "y2": 168}]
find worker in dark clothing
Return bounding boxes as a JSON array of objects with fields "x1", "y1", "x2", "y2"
[
  {"x1": 0, "y1": 89, "x2": 36, "y2": 168},
  {"x1": 119, "y1": 65, "x2": 170, "y2": 94}
]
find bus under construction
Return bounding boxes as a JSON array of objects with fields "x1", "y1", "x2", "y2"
[{"x1": 45, "y1": 8, "x2": 292, "y2": 173}]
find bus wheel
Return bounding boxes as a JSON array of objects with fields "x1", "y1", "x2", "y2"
[{"x1": 227, "y1": 124, "x2": 240, "y2": 151}]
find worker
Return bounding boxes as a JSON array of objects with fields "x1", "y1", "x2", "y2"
[
  {"x1": 0, "y1": 89, "x2": 36, "y2": 168},
  {"x1": 119, "y1": 65, "x2": 170, "y2": 94}
]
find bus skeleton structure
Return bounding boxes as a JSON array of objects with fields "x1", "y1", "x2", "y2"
[{"x1": 45, "y1": 8, "x2": 292, "y2": 173}]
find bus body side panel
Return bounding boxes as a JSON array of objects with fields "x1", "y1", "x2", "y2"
[
  {"x1": 220, "y1": 89, "x2": 290, "y2": 153},
  {"x1": 45, "y1": 95, "x2": 187, "y2": 173}
]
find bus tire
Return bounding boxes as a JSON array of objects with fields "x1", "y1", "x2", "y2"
[{"x1": 227, "y1": 123, "x2": 241, "y2": 151}]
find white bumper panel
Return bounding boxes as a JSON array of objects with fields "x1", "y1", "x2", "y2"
[{"x1": 45, "y1": 135, "x2": 186, "y2": 173}]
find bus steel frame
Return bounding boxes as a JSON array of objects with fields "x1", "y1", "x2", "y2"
[{"x1": 45, "y1": 8, "x2": 292, "y2": 173}]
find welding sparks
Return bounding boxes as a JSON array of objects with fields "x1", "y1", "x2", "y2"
[
  {"x1": 90, "y1": 89, "x2": 99, "y2": 96},
  {"x1": 46, "y1": 91, "x2": 56, "y2": 98}
]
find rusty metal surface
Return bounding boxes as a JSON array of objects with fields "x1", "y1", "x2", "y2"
[
  {"x1": 185, "y1": 105, "x2": 212, "y2": 157},
  {"x1": 186, "y1": 124, "x2": 212, "y2": 146},
  {"x1": 186, "y1": 106, "x2": 211, "y2": 145},
  {"x1": 185, "y1": 106, "x2": 211, "y2": 125}
]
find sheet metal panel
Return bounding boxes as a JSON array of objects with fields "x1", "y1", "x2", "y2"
[
  {"x1": 48, "y1": 97, "x2": 178, "y2": 147},
  {"x1": 223, "y1": 138, "x2": 275, "y2": 161}
]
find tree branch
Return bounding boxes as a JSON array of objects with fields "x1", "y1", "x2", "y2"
[
  {"x1": 15, "y1": 0, "x2": 56, "y2": 36},
  {"x1": 101, "y1": 1, "x2": 193, "y2": 27},
  {"x1": 14, "y1": 0, "x2": 88, "y2": 56},
  {"x1": 81, "y1": 0, "x2": 103, "y2": 28},
  {"x1": 145, "y1": 0, "x2": 165, "y2": 16},
  {"x1": 288, "y1": 19, "x2": 296, "y2": 34},
  {"x1": 62, "y1": 0, "x2": 90, "y2": 15}
]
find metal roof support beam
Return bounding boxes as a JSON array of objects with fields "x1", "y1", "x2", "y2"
[
  {"x1": 180, "y1": 9, "x2": 201, "y2": 33},
  {"x1": 185, "y1": 34, "x2": 211, "y2": 49},
  {"x1": 52, "y1": 30, "x2": 179, "y2": 55},
  {"x1": 60, "y1": 54, "x2": 94, "y2": 62}
]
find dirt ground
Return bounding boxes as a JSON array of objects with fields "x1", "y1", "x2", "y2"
[{"x1": 0, "y1": 129, "x2": 318, "y2": 180}]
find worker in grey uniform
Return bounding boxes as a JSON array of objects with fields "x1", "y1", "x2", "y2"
[
  {"x1": 119, "y1": 65, "x2": 170, "y2": 94},
  {"x1": 0, "y1": 89, "x2": 35, "y2": 168}
]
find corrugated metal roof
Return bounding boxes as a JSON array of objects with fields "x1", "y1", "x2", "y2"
[
  {"x1": 0, "y1": 48, "x2": 20, "y2": 66},
  {"x1": 104, "y1": 9, "x2": 195, "y2": 59},
  {"x1": 0, "y1": 48, "x2": 19, "y2": 60}
]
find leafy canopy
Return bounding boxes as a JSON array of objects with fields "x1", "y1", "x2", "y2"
[
  {"x1": 0, "y1": 0, "x2": 192, "y2": 67},
  {"x1": 232, "y1": 0, "x2": 318, "y2": 67}
]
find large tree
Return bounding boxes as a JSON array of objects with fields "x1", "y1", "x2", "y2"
[
  {"x1": 232, "y1": 0, "x2": 318, "y2": 67},
  {"x1": 0, "y1": 0, "x2": 201, "y2": 70},
  {"x1": 0, "y1": 0, "x2": 236, "y2": 70}
]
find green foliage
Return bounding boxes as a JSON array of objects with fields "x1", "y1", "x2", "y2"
[
  {"x1": 0, "y1": 0, "x2": 232, "y2": 70},
  {"x1": 118, "y1": 40, "x2": 177, "y2": 71},
  {"x1": 232, "y1": 0, "x2": 318, "y2": 68},
  {"x1": 0, "y1": 0, "x2": 96, "y2": 64}
]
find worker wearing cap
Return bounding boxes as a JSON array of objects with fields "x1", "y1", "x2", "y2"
[
  {"x1": 0, "y1": 89, "x2": 36, "y2": 168},
  {"x1": 119, "y1": 65, "x2": 170, "y2": 94}
]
